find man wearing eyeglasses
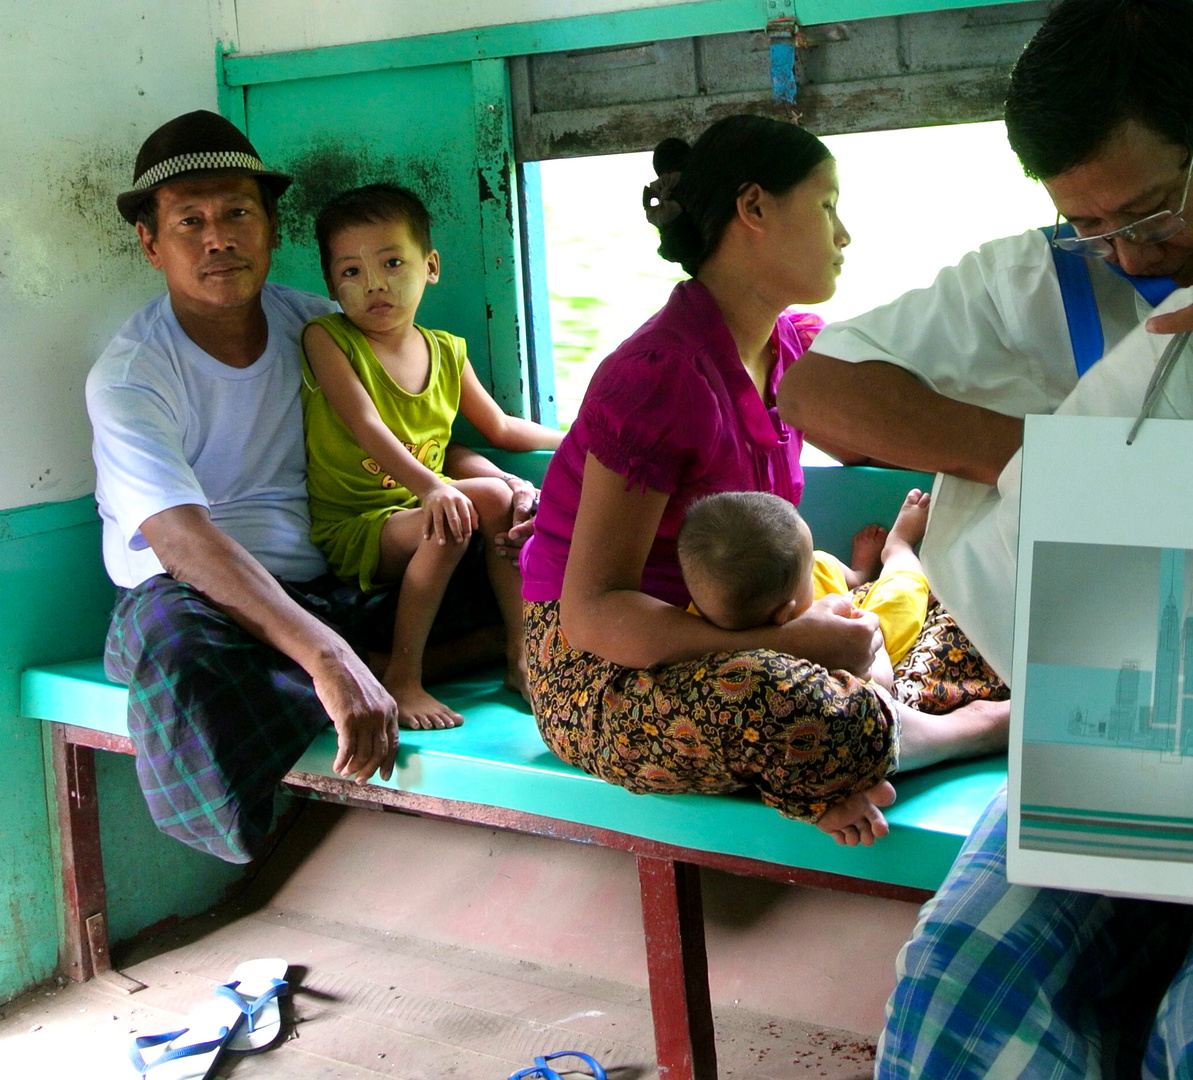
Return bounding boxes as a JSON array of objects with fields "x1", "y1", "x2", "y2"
[
  {"x1": 783, "y1": 0, "x2": 1193, "y2": 681},
  {"x1": 782, "y1": 1, "x2": 1193, "y2": 1077}
]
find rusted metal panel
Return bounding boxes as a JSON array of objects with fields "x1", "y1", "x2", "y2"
[
  {"x1": 52, "y1": 730, "x2": 106, "y2": 983},
  {"x1": 473, "y1": 57, "x2": 530, "y2": 418},
  {"x1": 511, "y1": 3, "x2": 1049, "y2": 160}
]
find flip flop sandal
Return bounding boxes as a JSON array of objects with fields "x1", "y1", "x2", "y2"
[
  {"x1": 215, "y1": 957, "x2": 290, "y2": 1053},
  {"x1": 508, "y1": 1050, "x2": 608, "y2": 1080},
  {"x1": 127, "y1": 1002, "x2": 244, "y2": 1079},
  {"x1": 126, "y1": 957, "x2": 289, "y2": 1076}
]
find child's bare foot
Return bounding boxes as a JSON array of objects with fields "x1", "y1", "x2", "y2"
[
  {"x1": 817, "y1": 780, "x2": 896, "y2": 846},
  {"x1": 883, "y1": 489, "x2": 931, "y2": 560},
  {"x1": 389, "y1": 683, "x2": 465, "y2": 730},
  {"x1": 850, "y1": 524, "x2": 887, "y2": 581}
]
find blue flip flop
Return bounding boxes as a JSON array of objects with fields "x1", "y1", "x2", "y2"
[
  {"x1": 507, "y1": 1050, "x2": 608, "y2": 1080},
  {"x1": 126, "y1": 958, "x2": 289, "y2": 1077},
  {"x1": 127, "y1": 1015, "x2": 242, "y2": 1079}
]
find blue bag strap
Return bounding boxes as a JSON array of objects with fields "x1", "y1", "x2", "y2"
[
  {"x1": 1043, "y1": 224, "x2": 1104, "y2": 377},
  {"x1": 1043, "y1": 223, "x2": 1182, "y2": 376},
  {"x1": 1106, "y1": 261, "x2": 1181, "y2": 307}
]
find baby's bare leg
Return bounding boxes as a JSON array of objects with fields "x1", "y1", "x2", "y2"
[
  {"x1": 377, "y1": 510, "x2": 470, "y2": 730},
  {"x1": 880, "y1": 489, "x2": 931, "y2": 578},
  {"x1": 871, "y1": 642, "x2": 895, "y2": 692},
  {"x1": 817, "y1": 697, "x2": 1008, "y2": 846},
  {"x1": 455, "y1": 478, "x2": 531, "y2": 703}
]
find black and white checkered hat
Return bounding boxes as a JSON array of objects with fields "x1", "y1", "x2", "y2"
[{"x1": 117, "y1": 110, "x2": 293, "y2": 225}]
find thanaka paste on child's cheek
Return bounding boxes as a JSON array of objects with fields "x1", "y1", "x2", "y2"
[{"x1": 336, "y1": 256, "x2": 422, "y2": 320}]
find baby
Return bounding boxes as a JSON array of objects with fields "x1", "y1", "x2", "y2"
[
  {"x1": 301, "y1": 183, "x2": 562, "y2": 730},
  {"x1": 677, "y1": 488, "x2": 931, "y2": 690}
]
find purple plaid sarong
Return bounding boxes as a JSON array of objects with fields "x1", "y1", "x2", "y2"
[{"x1": 105, "y1": 551, "x2": 496, "y2": 863}]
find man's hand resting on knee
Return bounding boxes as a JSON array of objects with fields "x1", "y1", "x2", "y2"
[
  {"x1": 143, "y1": 505, "x2": 400, "y2": 786},
  {"x1": 311, "y1": 648, "x2": 400, "y2": 785}
]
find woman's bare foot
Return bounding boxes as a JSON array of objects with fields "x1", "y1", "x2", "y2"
[
  {"x1": 882, "y1": 489, "x2": 931, "y2": 560},
  {"x1": 388, "y1": 682, "x2": 465, "y2": 730},
  {"x1": 504, "y1": 655, "x2": 532, "y2": 705},
  {"x1": 850, "y1": 524, "x2": 888, "y2": 580},
  {"x1": 816, "y1": 780, "x2": 897, "y2": 846},
  {"x1": 504, "y1": 668, "x2": 532, "y2": 705}
]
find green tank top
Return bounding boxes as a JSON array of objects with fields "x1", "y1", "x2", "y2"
[{"x1": 300, "y1": 313, "x2": 467, "y2": 522}]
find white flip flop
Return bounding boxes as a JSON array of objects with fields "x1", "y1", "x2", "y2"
[
  {"x1": 126, "y1": 957, "x2": 289, "y2": 1077},
  {"x1": 215, "y1": 957, "x2": 290, "y2": 1053},
  {"x1": 127, "y1": 998, "x2": 243, "y2": 1079}
]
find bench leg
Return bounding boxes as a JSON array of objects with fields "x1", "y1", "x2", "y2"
[
  {"x1": 51, "y1": 729, "x2": 143, "y2": 991},
  {"x1": 636, "y1": 855, "x2": 718, "y2": 1080}
]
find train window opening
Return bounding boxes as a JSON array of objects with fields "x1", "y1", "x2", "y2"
[{"x1": 538, "y1": 120, "x2": 1056, "y2": 457}]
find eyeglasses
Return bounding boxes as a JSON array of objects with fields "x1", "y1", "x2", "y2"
[{"x1": 1051, "y1": 153, "x2": 1193, "y2": 259}]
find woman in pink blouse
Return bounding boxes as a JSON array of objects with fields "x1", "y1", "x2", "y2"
[{"x1": 519, "y1": 115, "x2": 1007, "y2": 844}]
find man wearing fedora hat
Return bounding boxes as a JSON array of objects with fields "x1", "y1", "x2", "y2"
[{"x1": 85, "y1": 110, "x2": 495, "y2": 863}]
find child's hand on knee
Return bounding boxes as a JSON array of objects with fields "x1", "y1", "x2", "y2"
[
  {"x1": 422, "y1": 483, "x2": 477, "y2": 545},
  {"x1": 816, "y1": 780, "x2": 896, "y2": 846}
]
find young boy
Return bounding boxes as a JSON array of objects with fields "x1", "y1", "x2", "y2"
[
  {"x1": 677, "y1": 488, "x2": 931, "y2": 690},
  {"x1": 301, "y1": 184, "x2": 562, "y2": 730}
]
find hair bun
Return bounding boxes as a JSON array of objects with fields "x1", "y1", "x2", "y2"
[{"x1": 652, "y1": 137, "x2": 690, "y2": 176}]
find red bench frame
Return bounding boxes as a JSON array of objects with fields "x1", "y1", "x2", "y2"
[{"x1": 52, "y1": 722, "x2": 928, "y2": 1080}]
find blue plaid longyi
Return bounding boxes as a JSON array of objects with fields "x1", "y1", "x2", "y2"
[
  {"x1": 104, "y1": 574, "x2": 398, "y2": 863},
  {"x1": 877, "y1": 785, "x2": 1193, "y2": 1079},
  {"x1": 105, "y1": 553, "x2": 497, "y2": 864}
]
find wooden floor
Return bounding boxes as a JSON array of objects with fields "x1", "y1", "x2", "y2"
[{"x1": 0, "y1": 800, "x2": 917, "y2": 1078}]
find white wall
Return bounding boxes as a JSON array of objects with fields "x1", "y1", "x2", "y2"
[
  {"x1": 0, "y1": 0, "x2": 236, "y2": 510},
  {"x1": 0, "y1": 0, "x2": 693, "y2": 512}
]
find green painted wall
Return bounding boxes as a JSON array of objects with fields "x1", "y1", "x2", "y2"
[
  {"x1": 0, "y1": 500, "x2": 243, "y2": 1004},
  {"x1": 243, "y1": 58, "x2": 527, "y2": 420},
  {"x1": 0, "y1": 500, "x2": 112, "y2": 998}
]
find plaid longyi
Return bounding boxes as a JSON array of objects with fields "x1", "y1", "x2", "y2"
[
  {"x1": 877, "y1": 785, "x2": 1193, "y2": 1079},
  {"x1": 104, "y1": 574, "x2": 394, "y2": 862}
]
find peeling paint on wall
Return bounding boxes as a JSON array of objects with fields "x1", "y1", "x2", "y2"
[
  {"x1": 0, "y1": 140, "x2": 149, "y2": 302},
  {"x1": 276, "y1": 144, "x2": 456, "y2": 252}
]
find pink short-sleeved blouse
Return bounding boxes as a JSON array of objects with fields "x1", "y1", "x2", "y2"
[{"x1": 521, "y1": 278, "x2": 821, "y2": 607}]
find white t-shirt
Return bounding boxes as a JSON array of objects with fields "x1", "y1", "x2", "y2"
[
  {"x1": 811, "y1": 229, "x2": 1161, "y2": 680},
  {"x1": 87, "y1": 282, "x2": 337, "y2": 589}
]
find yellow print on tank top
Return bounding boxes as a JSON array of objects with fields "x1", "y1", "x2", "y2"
[{"x1": 361, "y1": 438, "x2": 443, "y2": 489}]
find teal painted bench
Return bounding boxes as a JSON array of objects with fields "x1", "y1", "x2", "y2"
[{"x1": 21, "y1": 465, "x2": 1007, "y2": 1080}]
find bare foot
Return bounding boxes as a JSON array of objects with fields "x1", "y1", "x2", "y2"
[
  {"x1": 817, "y1": 780, "x2": 897, "y2": 847},
  {"x1": 882, "y1": 489, "x2": 931, "y2": 561},
  {"x1": 850, "y1": 524, "x2": 887, "y2": 581},
  {"x1": 504, "y1": 659, "x2": 532, "y2": 705},
  {"x1": 388, "y1": 683, "x2": 465, "y2": 730}
]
